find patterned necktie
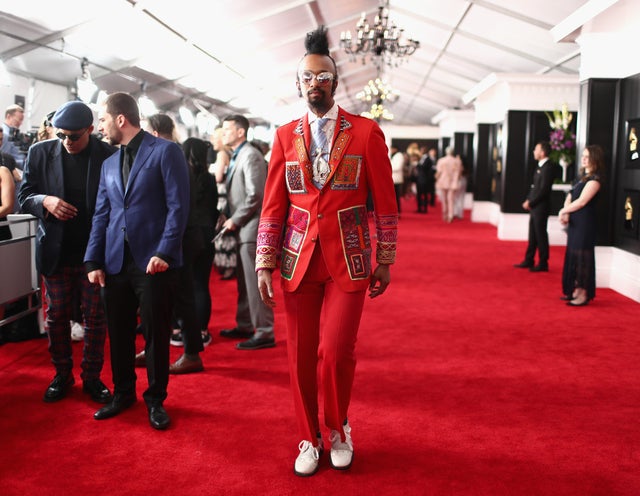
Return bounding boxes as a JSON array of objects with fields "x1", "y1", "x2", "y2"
[{"x1": 311, "y1": 117, "x2": 330, "y2": 186}]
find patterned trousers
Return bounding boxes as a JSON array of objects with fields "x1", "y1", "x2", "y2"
[{"x1": 43, "y1": 265, "x2": 107, "y2": 381}]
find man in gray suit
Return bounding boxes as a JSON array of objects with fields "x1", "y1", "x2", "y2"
[{"x1": 218, "y1": 114, "x2": 275, "y2": 350}]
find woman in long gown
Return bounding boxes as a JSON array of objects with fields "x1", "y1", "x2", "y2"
[{"x1": 558, "y1": 144, "x2": 605, "y2": 306}]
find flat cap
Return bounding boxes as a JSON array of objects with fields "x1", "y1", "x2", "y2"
[{"x1": 52, "y1": 101, "x2": 94, "y2": 131}]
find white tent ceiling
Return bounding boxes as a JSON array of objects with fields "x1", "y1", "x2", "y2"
[{"x1": 0, "y1": 0, "x2": 587, "y2": 129}]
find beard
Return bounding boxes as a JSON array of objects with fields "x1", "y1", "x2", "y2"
[
  {"x1": 106, "y1": 128, "x2": 122, "y2": 146},
  {"x1": 306, "y1": 89, "x2": 333, "y2": 114}
]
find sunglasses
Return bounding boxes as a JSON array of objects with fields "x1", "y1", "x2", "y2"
[
  {"x1": 299, "y1": 71, "x2": 335, "y2": 86},
  {"x1": 56, "y1": 129, "x2": 88, "y2": 142}
]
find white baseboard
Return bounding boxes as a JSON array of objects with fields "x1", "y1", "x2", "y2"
[
  {"x1": 597, "y1": 247, "x2": 640, "y2": 302},
  {"x1": 470, "y1": 202, "x2": 640, "y2": 303},
  {"x1": 471, "y1": 201, "x2": 501, "y2": 225}
]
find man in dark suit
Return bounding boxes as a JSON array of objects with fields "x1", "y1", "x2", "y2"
[
  {"x1": 415, "y1": 145, "x2": 429, "y2": 213},
  {"x1": 425, "y1": 147, "x2": 438, "y2": 207},
  {"x1": 19, "y1": 100, "x2": 116, "y2": 404},
  {"x1": 514, "y1": 140, "x2": 558, "y2": 272},
  {"x1": 85, "y1": 92, "x2": 190, "y2": 430}
]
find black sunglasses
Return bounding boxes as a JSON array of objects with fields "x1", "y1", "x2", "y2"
[{"x1": 56, "y1": 129, "x2": 88, "y2": 142}]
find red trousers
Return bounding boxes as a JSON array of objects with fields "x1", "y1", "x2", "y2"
[{"x1": 283, "y1": 242, "x2": 366, "y2": 445}]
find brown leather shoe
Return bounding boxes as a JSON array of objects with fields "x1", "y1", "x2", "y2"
[
  {"x1": 169, "y1": 354, "x2": 204, "y2": 375},
  {"x1": 135, "y1": 350, "x2": 146, "y2": 368}
]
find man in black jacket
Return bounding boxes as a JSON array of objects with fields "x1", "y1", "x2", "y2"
[
  {"x1": 514, "y1": 140, "x2": 558, "y2": 272},
  {"x1": 19, "y1": 101, "x2": 117, "y2": 404}
]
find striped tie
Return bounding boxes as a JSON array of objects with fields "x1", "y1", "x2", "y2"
[{"x1": 312, "y1": 117, "x2": 330, "y2": 186}]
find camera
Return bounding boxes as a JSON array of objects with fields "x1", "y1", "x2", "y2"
[{"x1": 8, "y1": 129, "x2": 36, "y2": 153}]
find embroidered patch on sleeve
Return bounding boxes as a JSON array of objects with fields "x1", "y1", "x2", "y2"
[
  {"x1": 256, "y1": 217, "x2": 283, "y2": 270},
  {"x1": 338, "y1": 205, "x2": 371, "y2": 280},
  {"x1": 374, "y1": 213, "x2": 398, "y2": 265},
  {"x1": 280, "y1": 206, "x2": 310, "y2": 280},
  {"x1": 285, "y1": 161, "x2": 306, "y2": 194},
  {"x1": 331, "y1": 155, "x2": 361, "y2": 190}
]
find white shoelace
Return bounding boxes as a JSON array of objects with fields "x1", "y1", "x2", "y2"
[{"x1": 297, "y1": 440, "x2": 320, "y2": 461}]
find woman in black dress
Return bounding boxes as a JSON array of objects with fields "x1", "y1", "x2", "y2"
[{"x1": 558, "y1": 144, "x2": 605, "y2": 306}]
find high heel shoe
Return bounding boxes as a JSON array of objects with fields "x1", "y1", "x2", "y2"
[
  {"x1": 567, "y1": 298, "x2": 589, "y2": 307},
  {"x1": 560, "y1": 295, "x2": 572, "y2": 301}
]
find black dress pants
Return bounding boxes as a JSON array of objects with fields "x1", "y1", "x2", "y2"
[
  {"x1": 524, "y1": 209, "x2": 549, "y2": 266},
  {"x1": 103, "y1": 247, "x2": 177, "y2": 406}
]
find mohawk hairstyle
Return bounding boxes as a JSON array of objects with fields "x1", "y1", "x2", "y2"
[
  {"x1": 304, "y1": 26, "x2": 330, "y2": 56},
  {"x1": 302, "y1": 25, "x2": 338, "y2": 77}
]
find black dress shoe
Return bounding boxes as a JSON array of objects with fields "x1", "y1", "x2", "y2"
[
  {"x1": 236, "y1": 335, "x2": 276, "y2": 350},
  {"x1": 529, "y1": 265, "x2": 549, "y2": 272},
  {"x1": 94, "y1": 393, "x2": 136, "y2": 420},
  {"x1": 43, "y1": 373, "x2": 75, "y2": 403},
  {"x1": 148, "y1": 404, "x2": 171, "y2": 430},
  {"x1": 219, "y1": 327, "x2": 254, "y2": 339},
  {"x1": 83, "y1": 379, "x2": 113, "y2": 404},
  {"x1": 513, "y1": 261, "x2": 533, "y2": 268}
]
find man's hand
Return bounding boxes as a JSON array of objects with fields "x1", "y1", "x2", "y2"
[
  {"x1": 223, "y1": 218, "x2": 237, "y2": 232},
  {"x1": 522, "y1": 199, "x2": 530, "y2": 211},
  {"x1": 257, "y1": 269, "x2": 276, "y2": 307},
  {"x1": 43, "y1": 195, "x2": 78, "y2": 221},
  {"x1": 146, "y1": 256, "x2": 169, "y2": 274},
  {"x1": 88, "y1": 269, "x2": 106, "y2": 287},
  {"x1": 368, "y1": 264, "x2": 390, "y2": 299}
]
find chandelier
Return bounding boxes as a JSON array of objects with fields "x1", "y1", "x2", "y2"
[
  {"x1": 361, "y1": 103, "x2": 394, "y2": 122},
  {"x1": 340, "y1": 0, "x2": 420, "y2": 68},
  {"x1": 357, "y1": 78, "x2": 398, "y2": 122},
  {"x1": 356, "y1": 78, "x2": 398, "y2": 104}
]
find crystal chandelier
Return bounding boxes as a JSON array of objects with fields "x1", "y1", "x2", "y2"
[
  {"x1": 340, "y1": 0, "x2": 420, "y2": 68},
  {"x1": 356, "y1": 78, "x2": 399, "y2": 104},
  {"x1": 357, "y1": 78, "x2": 398, "y2": 122},
  {"x1": 361, "y1": 103, "x2": 394, "y2": 122}
]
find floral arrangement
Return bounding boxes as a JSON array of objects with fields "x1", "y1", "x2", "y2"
[{"x1": 545, "y1": 104, "x2": 576, "y2": 167}]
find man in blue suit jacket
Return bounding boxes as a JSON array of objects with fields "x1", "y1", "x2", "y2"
[
  {"x1": 19, "y1": 100, "x2": 116, "y2": 405},
  {"x1": 85, "y1": 92, "x2": 189, "y2": 430}
]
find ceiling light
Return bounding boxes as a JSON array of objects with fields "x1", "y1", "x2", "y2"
[
  {"x1": 137, "y1": 81, "x2": 157, "y2": 117},
  {"x1": 76, "y1": 58, "x2": 98, "y2": 103},
  {"x1": 357, "y1": 77, "x2": 397, "y2": 122},
  {"x1": 179, "y1": 104, "x2": 195, "y2": 128},
  {"x1": 340, "y1": 0, "x2": 419, "y2": 68},
  {"x1": 355, "y1": 78, "x2": 399, "y2": 104},
  {"x1": 361, "y1": 103, "x2": 394, "y2": 122}
]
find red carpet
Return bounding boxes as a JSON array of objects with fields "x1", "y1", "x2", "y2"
[{"x1": 1, "y1": 197, "x2": 639, "y2": 495}]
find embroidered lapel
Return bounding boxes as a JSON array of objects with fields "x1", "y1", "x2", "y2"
[
  {"x1": 292, "y1": 117, "x2": 313, "y2": 184},
  {"x1": 292, "y1": 112, "x2": 354, "y2": 189},
  {"x1": 325, "y1": 115, "x2": 353, "y2": 185}
]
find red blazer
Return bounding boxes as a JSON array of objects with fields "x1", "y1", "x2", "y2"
[{"x1": 256, "y1": 107, "x2": 398, "y2": 293}]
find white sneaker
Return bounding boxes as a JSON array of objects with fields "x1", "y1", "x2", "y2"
[
  {"x1": 329, "y1": 422, "x2": 353, "y2": 470},
  {"x1": 70, "y1": 321, "x2": 84, "y2": 342},
  {"x1": 294, "y1": 438, "x2": 323, "y2": 477}
]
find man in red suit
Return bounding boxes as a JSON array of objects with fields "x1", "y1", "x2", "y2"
[{"x1": 256, "y1": 26, "x2": 398, "y2": 477}]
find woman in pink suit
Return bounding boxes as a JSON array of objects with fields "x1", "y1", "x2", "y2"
[{"x1": 435, "y1": 146, "x2": 462, "y2": 222}]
